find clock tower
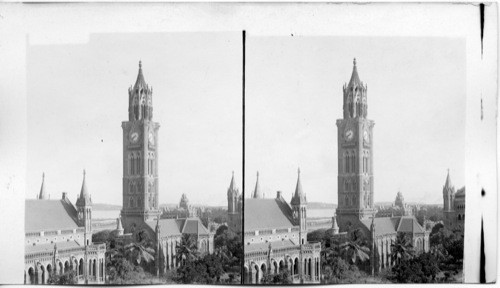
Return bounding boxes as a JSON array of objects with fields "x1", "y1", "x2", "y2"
[
  {"x1": 121, "y1": 61, "x2": 160, "y2": 233},
  {"x1": 336, "y1": 58, "x2": 375, "y2": 231}
]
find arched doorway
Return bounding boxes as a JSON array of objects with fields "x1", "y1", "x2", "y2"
[
  {"x1": 243, "y1": 265, "x2": 249, "y2": 284},
  {"x1": 79, "y1": 259, "x2": 84, "y2": 276},
  {"x1": 46, "y1": 264, "x2": 52, "y2": 282},
  {"x1": 64, "y1": 261, "x2": 70, "y2": 273},
  {"x1": 279, "y1": 260, "x2": 285, "y2": 272},
  {"x1": 294, "y1": 258, "x2": 299, "y2": 275},
  {"x1": 273, "y1": 261, "x2": 278, "y2": 274},
  {"x1": 39, "y1": 265, "x2": 46, "y2": 284},
  {"x1": 28, "y1": 267, "x2": 35, "y2": 284},
  {"x1": 254, "y1": 264, "x2": 260, "y2": 284},
  {"x1": 58, "y1": 261, "x2": 63, "y2": 275}
]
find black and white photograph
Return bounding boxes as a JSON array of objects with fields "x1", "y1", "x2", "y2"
[
  {"x1": 0, "y1": 2, "x2": 497, "y2": 286},
  {"x1": 23, "y1": 32, "x2": 243, "y2": 284},
  {"x1": 244, "y1": 35, "x2": 466, "y2": 284}
]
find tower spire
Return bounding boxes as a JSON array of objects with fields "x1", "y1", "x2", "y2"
[
  {"x1": 77, "y1": 169, "x2": 92, "y2": 206},
  {"x1": 38, "y1": 172, "x2": 47, "y2": 200},
  {"x1": 252, "y1": 171, "x2": 262, "y2": 199},
  {"x1": 291, "y1": 167, "x2": 306, "y2": 205},
  {"x1": 347, "y1": 57, "x2": 362, "y2": 88}
]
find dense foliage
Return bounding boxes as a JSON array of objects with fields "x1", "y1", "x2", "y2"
[
  {"x1": 47, "y1": 270, "x2": 77, "y2": 285},
  {"x1": 261, "y1": 269, "x2": 292, "y2": 284}
]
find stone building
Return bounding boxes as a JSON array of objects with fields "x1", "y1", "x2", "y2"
[
  {"x1": 376, "y1": 191, "x2": 417, "y2": 217},
  {"x1": 335, "y1": 59, "x2": 429, "y2": 273},
  {"x1": 243, "y1": 170, "x2": 321, "y2": 284},
  {"x1": 442, "y1": 170, "x2": 465, "y2": 236},
  {"x1": 120, "y1": 62, "x2": 213, "y2": 275},
  {"x1": 25, "y1": 172, "x2": 106, "y2": 284}
]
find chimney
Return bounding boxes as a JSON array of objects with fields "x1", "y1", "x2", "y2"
[
  {"x1": 276, "y1": 191, "x2": 282, "y2": 199},
  {"x1": 62, "y1": 192, "x2": 68, "y2": 200}
]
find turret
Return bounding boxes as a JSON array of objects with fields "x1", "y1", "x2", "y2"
[
  {"x1": 76, "y1": 170, "x2": 92, "y2": 245},
  {"x1": 128, "y1": 61, "x2": 153, "y2": 121},
  {"x1": 227, "y1": 171, "x2": 240, "y2": 213},
  {"x1": 179, "y1": 193, "x2": 189, "y2": 210},
  {"x1": 38, "y1": 173, "x2": 48, "y2": 200},
  {"x1": 291, "y1": 168, "x2": 307, "y2": 244},
  {"x1": 331, "y1": 215, "x2": 339, "y2": 235},
  {"x1": 116, "y1": 217, "x2": 124, "y2": 236},
  {"x1": 442, "y1": 169, "x2": 455, "y2": 212}
]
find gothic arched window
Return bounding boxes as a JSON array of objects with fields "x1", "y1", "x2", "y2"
[
  {"x1": 345, "y1": 195, "x2": 349, "y2": 206},
  {"x1": 351, "y1": 151, "x2": 356, "y2": 173}
]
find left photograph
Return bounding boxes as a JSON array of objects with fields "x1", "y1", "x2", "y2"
[{"x1": 25, "y1": 33, "x2": 243, "y2": 285}]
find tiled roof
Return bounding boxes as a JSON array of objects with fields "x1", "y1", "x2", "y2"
[
  {"x1": 25, "y1": 240, "x2": 82, "y2": 254},
  {"x1": 360, "y1": 217, "x2": 397, "y2": 236},
  {"x1": 244, "y1": 198, "x2": 295, "y2": 232},
  {"x1": 25, "y1": 199, "x2": 80, "y2": 232},
  {"x1": 146, "y1": 217, "x2": 210, "y2": 238},
  {"x1": 396, "y1": 217, "x2": 425, "y2": 234},
  {"x1": 146, "y1": 219, "x2": 182, "y2": 237},
  {"x1": 360, "y1": 216, "x2": 425, "y2": 236},
  {"x1": 245, "y1": 239, "x2": 298, "y2": 253}
]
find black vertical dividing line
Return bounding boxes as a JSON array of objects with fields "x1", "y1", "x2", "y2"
[
  {"x1": 480, "y1": 3, "x2": 485, "y2": 58},
  {"x1": 480, "y1": 217, "x2": 486, "y2": 283},
  {"x1": 241, "y1": 29, "x2": 246, "y2": 285}
]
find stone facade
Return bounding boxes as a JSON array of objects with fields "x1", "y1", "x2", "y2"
[
  {"x1": 442, "y1": 171, "x2": 465, "y2": 236},
  {"x1": 243, "y1": 171, "x2": 321, "y2": 284},
  {"x1": 335, "y1": 59, "x2": 429, "y2": 274},
  {"x1": 25, "y1": 173, "x2": 106, "y2": 284},
  {"x1": 120, "y1": 62, "x2": 213, "y2": 275}
]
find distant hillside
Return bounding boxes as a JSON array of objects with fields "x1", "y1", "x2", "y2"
[
  {"x1": 308, "y1": 202, "x2": 336, "y2": 209},
  {"x1": 93, "y1": 203, "x2": 122, "y2": 210}
]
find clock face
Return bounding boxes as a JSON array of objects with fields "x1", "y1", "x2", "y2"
[
  {"x1": 363, "y1": 130, "x2": 370, "y2": 143},
  {"x1": 129, "y1": 131, "x2": 139, "y2": 144},
  {"x1": 148, "y1": 131, "x2": 155, "y2": 145},
  {"x1": 344, "y1": 129, "x2": 354, "y2": 141}
]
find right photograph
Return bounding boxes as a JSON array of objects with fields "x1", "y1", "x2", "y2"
[{"x1": 243, "y1": 36, "x2": 465, "y2": 284}]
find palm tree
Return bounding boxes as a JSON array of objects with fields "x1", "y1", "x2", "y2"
[
  {"x1": 124, "y1": 242, "x2": 155, "y2": 266},
  {"x1": 338, "y1": 228, "x2": 370, "y2": 265},
  {"x1": 176, "y1": 234, "x2": 199, "y2": 266},
  {"x1": 390, "y1": 233, "x2": 414, "y2": 265}
]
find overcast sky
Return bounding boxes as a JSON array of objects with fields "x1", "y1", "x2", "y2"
[
  {"x1": 27, "y1": 32, "x2": 242, "y2": 207},
  {"x1": 27, "y1": 34, "x2": 465, "y2": 207},
  {"x1": 245, "y1": 36, "x2": 466, "y2": 205}
]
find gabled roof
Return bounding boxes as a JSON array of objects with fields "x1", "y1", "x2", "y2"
[
  {"x1": 396, "y1": 217, "x2": 425, "y2": 234},
  {"x1": 25, "y1": 199, "x2": 80, "y2": 232},
  {"x1": 146, "y1": 217, "x2": 210, "y2": 238},
  {"x1": 360, "y1": 217, "x2": 398, "y2": 236},
  {"x1": 244, "y1": 198, "x2": 295, "y2": 232},
  {"x1": 146, "y1": 218, "x2": 181, "y2": 237},
  {"x1": 360, "y1": 216, "x2": 426, "y2": 237}
]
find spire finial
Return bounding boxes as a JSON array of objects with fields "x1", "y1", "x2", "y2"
[
  {"x1": 257, "y1": 171, "x2": 259, "y2": 179},
  {"x1": 353, "y1": 58, "x2": 357, "y2": 66},
  {"x1": 139, "y1": 60, "x2": 142, "y2": 69},
  {"x1": 232, "y1": 171, "x2": 234, "y2": 177},
  {"x1": 42, "y1": 172, "x2": 45, "y2": 180},
  {"x1": 83, "y1": 169, "x2": 86, "y2": 177},
  {"x1": 298, "y1": 167, "x2": 301, "y2": 176}
]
